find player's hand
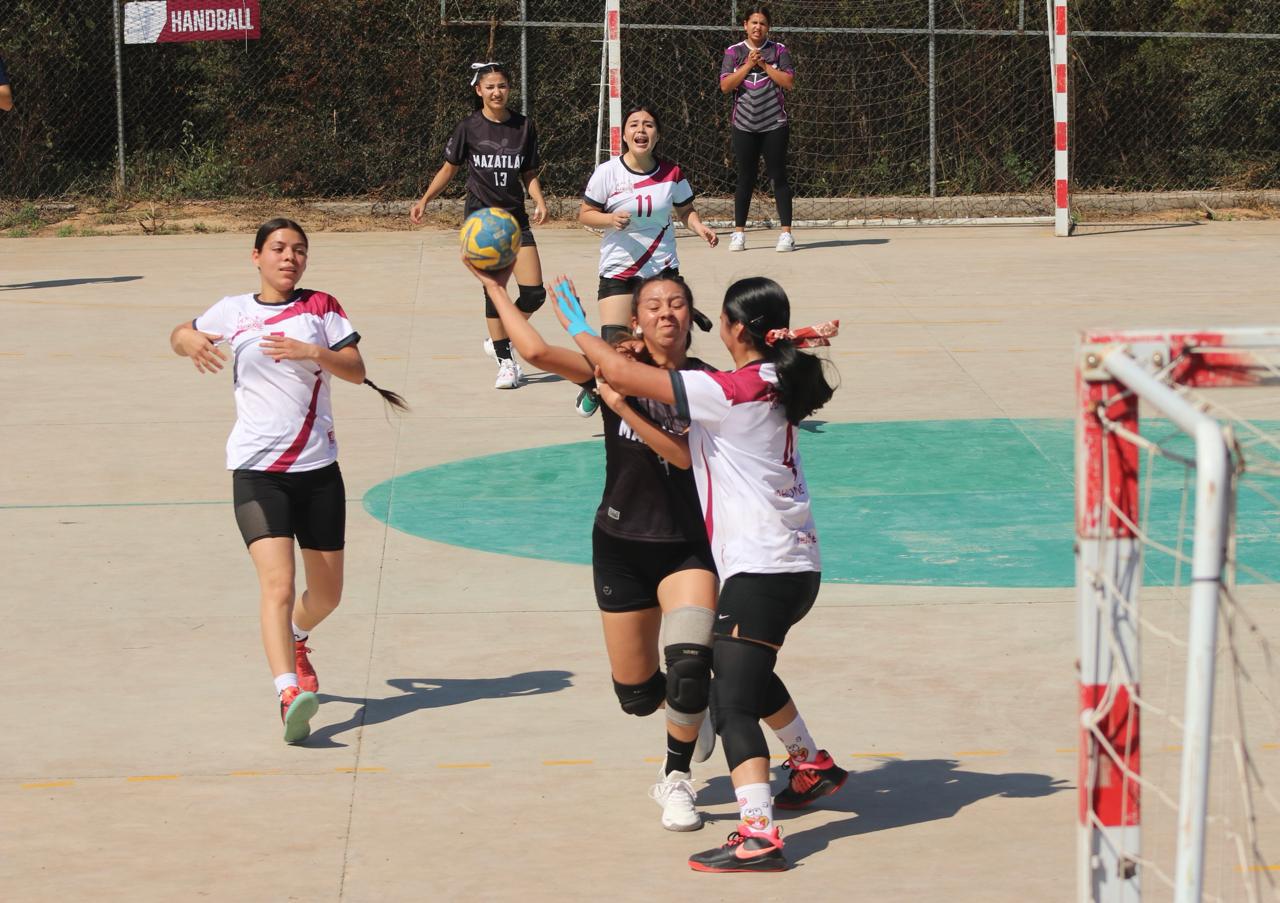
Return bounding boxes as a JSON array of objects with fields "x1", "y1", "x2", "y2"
[
  {"x1": 548, "y1": 276, "x2": 596, "y2": 337},
  {"x1": 409, "y1": 199, "x2": 426, "y2": 224},
  {"x1": 747, "y1": 48, "x2": 763, "y2": 66},
  {"x1": 699, "y1": 225, "x2": 719, "y2": 248},
  {"x1": 179, "y1": 328, "x2": 227, "y2": 374},
  {"x1": 259, "y1": 334, "x2": 319, "y2": 363},
  {"x1": 610, "y1": 209, "x2": 632, "y2": 230},
  {"x1": 595, "y1": 370, "x2": 624, "y2": 410},
  {"x1": 462, "y1": 258, "x2": 516, "y2": 291},
  {"x1": 531, "y1": 202, "x2": 548, "y2": 226}
]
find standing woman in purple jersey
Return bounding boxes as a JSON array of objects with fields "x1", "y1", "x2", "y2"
[
  {"x1": 411, "y1": 62, "x2": 549, "y2": 390},
  {"x1": 719, "y1": 5, "x2": 796, "y2": 253}
]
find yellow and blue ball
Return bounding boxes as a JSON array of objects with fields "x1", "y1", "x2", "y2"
[{"x1": 460, "y1": 207, "x2": 522, "y2": 271}]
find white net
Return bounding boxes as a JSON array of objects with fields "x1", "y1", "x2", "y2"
[{"x1": 1080, "y1": 335, "x2": 1280, "y2": 901}]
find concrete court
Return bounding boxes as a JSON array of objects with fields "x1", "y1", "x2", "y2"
[{"x1": 1, "y1": 219, "x2": 1278, "y2": 902}]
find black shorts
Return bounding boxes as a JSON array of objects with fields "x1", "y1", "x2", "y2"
[
  {"x1": 714, "y1": 571, "x2": 821, "y2": 646},
  {"x1": 592, "y1": 524, "x2": 716, "y2": 614},
  {"x1": 232, "y1": 462, "x2": 346, "y2": 551},
  {"x1": 597, "y1": 267, "x2": 681, "y2": 302},
  {"x1": 465, "y1": 201, "x2": 536, "y2": 248}
]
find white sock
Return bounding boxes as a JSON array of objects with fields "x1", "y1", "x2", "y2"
[
  {"x1": 774, "y1": 714, "x2": 819, "y2": 765},
  {"x1": 736, "y1": 782, "x2": 774, "y2": 834},
  {"x1": 274, "y1": 673, "x2": 299, "y2": 696},
  {"x1": 291, "y1": 623, "x2": 309, "y2": 642}
]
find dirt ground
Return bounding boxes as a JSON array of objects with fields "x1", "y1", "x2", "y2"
[{"x1": 2, "y1": 196, "x2": 1276, "y2": 239}]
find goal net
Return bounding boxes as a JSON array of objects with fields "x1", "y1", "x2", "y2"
[{"x1": 1076, "y1": 329, "x2": 1280, "y2": 902}]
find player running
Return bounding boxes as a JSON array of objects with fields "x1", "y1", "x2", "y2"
[
  {"x1": 465, "y1": 260, "x2": 721, "y2": 832},
  {"x1": 168, "y1": 218, "x2": 406, "y2": 744},
  {"x1": 411, "y1": 61, "x2": 549, "y2": 391},
  {"x1": 550, "y1": 274, "x2": 847, "y2": 872},
  {"x1": 574, "y1": 104, "x2": 718, "y2": 417}
]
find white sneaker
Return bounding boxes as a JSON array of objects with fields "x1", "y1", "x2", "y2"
[
  {"x1": 649, "y1": 766, "x2": 703, "y2": 832},
  {"x1": 775, "y1": 232, "x2": 795, "y2": 252},
  {"x1": 494, "y1": 357, "x2": 521, "y2": 389},
  {"x1": 729, "y1": 231, "x2": 747, "y2": 252},
  {"x1": 482, "y1": 337, "x2": 496, "y2": 361},
  {"x1": 693, "y1": 711, "x2": 716, "y2": 764}
]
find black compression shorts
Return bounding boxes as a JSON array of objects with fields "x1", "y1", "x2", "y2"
[
  {"x1": 592, "y1": 524, "x2": 716, "y2": 613},
  {"x1": 596, "y1": 267, "x2": 681, "y2": 302},
  {"x1": 713, "y1": 571, "x2": 821, "y2": 646},
  {"x1": 232, "y1": 462, "x2": 346, "y2": 551}
]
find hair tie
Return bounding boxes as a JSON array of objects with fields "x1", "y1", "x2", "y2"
[
  {"x1": 764, "y1": 319, "x2": 840, "y2": 348},
  {"x1": 469, "y1": 61, "x2": 504, "y2": 85},
  {"x1": 691, "y1": 308, "x2": 713, "y2": 332}
]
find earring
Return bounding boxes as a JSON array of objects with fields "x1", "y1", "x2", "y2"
[{"x1": 633, "y1": 326, "x2": 643, "y2": 336}]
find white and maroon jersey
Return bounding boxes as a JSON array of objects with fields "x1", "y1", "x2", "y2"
[
  {"x1": 194, "y1": 290, "x2": 360, "y2": 473},
  {"x1": 582, "y1": 156, "x2": 694, "y2": 280},
  {"x1": 670, "y1": 361, "x2": 820, "y2": 580}
]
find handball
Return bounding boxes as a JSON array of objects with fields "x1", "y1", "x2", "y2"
[{"x1": 460, "y1": 207, "x2": 522, "y2": 271}]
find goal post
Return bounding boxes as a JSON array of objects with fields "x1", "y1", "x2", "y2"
[{"x1": 1075, "y1": 328, "x2": 1280, "y2": 902}]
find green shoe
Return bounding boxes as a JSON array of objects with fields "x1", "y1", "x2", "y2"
[{"x1": 280, "y1": 687, "x2": 319, "y2": 744}]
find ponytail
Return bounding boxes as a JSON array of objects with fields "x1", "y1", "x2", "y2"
[
  {"x1": 721, "y1": 277, "x2": 837, "y2": 425},
  {"x1": 364, "y1": 377, "x2": 409, "y2": 412}
]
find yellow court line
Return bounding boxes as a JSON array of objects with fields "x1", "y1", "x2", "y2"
[
  {"x1": 22, "y1": 780, "x2": 73, "y2": 789},
  {"x1": 542, "y1": 759, "x2": 593, "y2": 767},
  {"x1": 849, "y1": 752, "x2": 903, "y2": 758},
  {"x1": 335, "y1": 767, "x2": 387, "y2": 774},
  {"x1": 437, "y1": 763, "x2": 491, "y2": 770},
  {"x1": 1056, "y1": 748, "x2": 1078, "y2": 754},
  {"x1": 1163, "y1": 745, "x2": 1184, "y2": 753},
  {"x1": 127, "y1": 774, "x2": 180, "y2": 782},
  {"x1": 955, "y1": 750, "x2": 1007, "y2": 757},
  {"x1": 1241, "y1": 865, "x2": 1280, "y2": 872},
  {"x1": 229, "y1": 770, "x2": 282, "y2": 777},
  {"x1": 1262, "y1": 743, "x2": 1280, "y2": 750},
  {"x1": 769, "y1": 754, "x2": 788, "y2": 760},
  {"x1": 642, "y1": 756, "x2": 664, "y2": 764}
]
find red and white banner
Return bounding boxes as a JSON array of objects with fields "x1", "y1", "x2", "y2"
[{"x1": 124, "y1": 1, "x2": 260, "y2": 45}]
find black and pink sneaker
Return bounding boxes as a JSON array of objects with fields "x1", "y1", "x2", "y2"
[
  {"x1": 774, "y1": 749, "x2": 848, "y2": 810},
  {"x1": 688, "y1": 824, "x2": 787, "y2": 873}
]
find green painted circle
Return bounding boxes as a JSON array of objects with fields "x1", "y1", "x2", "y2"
[{"x1": 362, "y1": 419, "x2": 1279, "y2": 588}]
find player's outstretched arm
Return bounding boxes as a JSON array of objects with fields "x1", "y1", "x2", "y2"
[
  {"x1": 598, "y1": 373, "x2": 692, "y2": 469},
  {"x1": 549, "y1": 276, "x2": 675, "y2": 405},
  {"x1": 410, "y1": 162, "x2": 460, "y2": 224},
  {"x1": 522, "y1": 172, "x2": 548, "y2": 225},
  {"x1": 676, "y1": 203, "x2": 718, "y2": 248},
  {"x1": 464, "y1": 261, "x2": 594, "y2": 383},
  {"x1": 170, "y1": 321, "x2": 226, "y2": 374}
]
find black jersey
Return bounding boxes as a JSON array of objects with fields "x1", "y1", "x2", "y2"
[
  {"x1": 595, "y1": 359, "x2": 714, "y2": 544},
  {"x1": 443, "y1": 110, "x2": 540, "y2": 215}
]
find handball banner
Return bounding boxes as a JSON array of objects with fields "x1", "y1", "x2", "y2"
[{"x1": 123, "y1": 1, "x2": 260, "y2": 44}]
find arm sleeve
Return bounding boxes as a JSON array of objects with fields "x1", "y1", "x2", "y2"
[
  {"x1": 776, "y1": 43, "x2": 794, "y2": 74},
  {"x1": 719, "y1": 46, "x2": 738, "y2": 81},
  {"x1": 672, "y1": 166, "x2": 694, "y2": 207},
  {"x1": 321, "y1": 295, "x2": 359, "y2": 350},
  {"x1": 442, "y1": 118, "x2": 469, "y2": 166},
  {"x1": 193, "y1": 298, "x2": 234, "y2": 336},
  {"x1": 672, "y1": 370, "x2": 733, "y2": 426},
  {"x1": 521, "y1": 118, "x2": 540, "y2": 172},
  {"x1": 582, "y1": 163, "x2": 610, "y2": 209}
]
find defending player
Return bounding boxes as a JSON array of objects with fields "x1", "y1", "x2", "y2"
[
  {"x1": 411, "y1": 61, "x2": 549, "y2": 390},
  {"x1": 574, "y1": 104, "x2": 718, "y2": 416},
  {"x1": 168, "y1": 218, "x2": 406, "y2": 744},
  {"x1": 465, "y1": 260, "x2": 720, "y2": 832},
  {"x1": 550, "y1": 274, "x2": 847, "y2": 872}
]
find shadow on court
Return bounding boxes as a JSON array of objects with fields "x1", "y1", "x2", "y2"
[
  {"x1": 1071, "y1": 222, "x2": 1201, "y2": 238},
  {"x1": 792, "y1": 238, "x2": 889, "y2": 251},
  {"x1": 0, "y1": 276, "x2": 143, "y2": 291},
  {"x1": 697, "y1": 758, "x2": 1069, "y2": 860},
  {"x1": 305, "y1": 669, "x2": 574, "y2": 747}
]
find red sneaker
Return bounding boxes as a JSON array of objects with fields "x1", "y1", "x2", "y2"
[
  {"x1": 279, "y1": 685, "x2": 318, "y2": 744},
  {"x1": 688, "y1": 824, "x2": 787, "y2": 873},
  {"x1": 294, "y1": 639, "x2": 318, "y2": 693},
  {"x1": 774, "y1": 749, "x2": 848, "y2": 810}
]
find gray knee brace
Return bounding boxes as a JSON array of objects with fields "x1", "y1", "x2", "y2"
[
  {"x1": 613, "y1": 669, "x2": 666, "y2": 717},
  {"x1": 662, "y1": 606, "x2": 715, "y2": 727},
  {"x1": 515, "y1": 284, "x2": 546, "y2": 314},
  {"x1": 601, "y1": 324, "x2": 631, "y2": 344}
]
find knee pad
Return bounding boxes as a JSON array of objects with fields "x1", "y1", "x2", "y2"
[
  {"x1": 760, "y1": 672, "x2": 791, "y2": 720},
  {"x1": 515, "y1": 284, "x2": 546, "y2": 314},
  {"x1": 712, "y1": 636, "x2": 778, "y2": 770},
  {"x1": 613, "y1": 669, "x2": 665, "y2": 717},
  {"x1": 601, "y1": 324, "x2": 631, "y2": 344},
  {"x1": 662, "y1": 607, "x2": 714, "y2": 726},
  {"x1": 483, "y1": 288, "x2": 498, "y2": 319}
]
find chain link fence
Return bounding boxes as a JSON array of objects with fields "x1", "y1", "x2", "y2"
[{"x1": 0, "y1": 1, "x2": 1276, "y2": 221}]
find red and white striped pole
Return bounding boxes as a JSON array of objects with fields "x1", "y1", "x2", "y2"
[
  {"x1": 1076, "y1": 332, "x2": 1143, "y2": 902},
  {"x1": 1053, "y1": 0, "x2": 1070, "y2": 236},
  {"x1": 606, "y1": 0, "x2": 622, "y2": 158}
]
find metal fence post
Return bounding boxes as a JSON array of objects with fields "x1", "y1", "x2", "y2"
[
  {"x1": 928, "y1": 0, "x2": 936, "y2": 198},
  {"x1": 112, "y1": 0, "x2": 126, "y2": 193},
  {"x1": 520, "y1": 0, "x2": 528, "y2": 115}
]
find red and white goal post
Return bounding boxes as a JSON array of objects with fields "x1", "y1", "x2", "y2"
[{"x1": 1076, "y1": 328, "x2": 1280, "y2": 902}]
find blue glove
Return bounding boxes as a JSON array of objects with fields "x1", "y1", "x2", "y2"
[{"x1": 552, "y1": 278, "x2": 597, "y2": 338}]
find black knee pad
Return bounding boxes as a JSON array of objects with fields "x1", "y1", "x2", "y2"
[
  {"x1": 712, "y1": 636, "x2": 778, "y2": 770},
  {"x1": 664, "y1": 642, "x2": 712, "y2": 719},
  {"x1": 601, "y1": 324, "x2": 631, "y2": 344},
  {"x1": 613, "y1": 669, "x2": 665, "y2": 717},
  {"x1": 515, "y1": 284, "x2": 546, "y2": 314},
  {"x1": 483, "y1": 288, "x2": 498, "y2": 318},
  {"x1": 760, "y1": 672, "x2": 791, "y2": 720}
]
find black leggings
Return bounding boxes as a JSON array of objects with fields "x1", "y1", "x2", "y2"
[{"x1": 733, "y1": 126, "x2": 793, "y2": 228}]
